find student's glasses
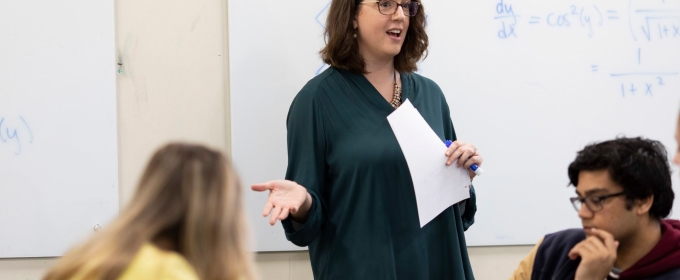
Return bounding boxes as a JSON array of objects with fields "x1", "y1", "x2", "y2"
[
  {"x1": 569, "y1": 191, "x2": 626, "y2": 213},
  {"x1": 360, "y1": 1, "x2": 420, "y2": 17}
]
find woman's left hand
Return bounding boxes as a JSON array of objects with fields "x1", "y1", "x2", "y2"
[{"x1": 445, "y1": 140, "x2": 483, "y2": 180}]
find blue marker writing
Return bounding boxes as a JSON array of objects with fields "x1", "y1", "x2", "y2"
[{"x1": 445, "y1": 140, "x2": 483, "y2": 176}]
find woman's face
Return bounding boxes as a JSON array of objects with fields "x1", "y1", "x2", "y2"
[{"x1": 354, "y1": 1, "x2": 411, "y2": 63}]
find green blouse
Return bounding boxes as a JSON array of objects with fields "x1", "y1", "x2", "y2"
[{"x1": 282, "y1": 67, "x2": 477, "y2": 280}]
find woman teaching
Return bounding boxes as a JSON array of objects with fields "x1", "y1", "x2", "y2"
[{"x1": 252, "y1": 0, "x2": 483, "y2": 279}]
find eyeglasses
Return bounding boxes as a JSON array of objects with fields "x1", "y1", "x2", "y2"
[
  {"x1": 570, "y1": 191, "x2": 626, "y2": 213},
  {"x1": 360, "y1": 1, "x2": 420, "y2": 17}
]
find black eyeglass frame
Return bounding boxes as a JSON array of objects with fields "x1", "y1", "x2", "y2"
[
  {"x1": 360, "y1": 1, "x2": 420, "y2": 17},
  {"x1": 569, "y1": 191, "x2": 626, "y2": 213}
]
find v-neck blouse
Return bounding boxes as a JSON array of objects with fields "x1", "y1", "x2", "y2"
[{"x1": 282, "y1": 67, "x2": 477, "y2": 280}]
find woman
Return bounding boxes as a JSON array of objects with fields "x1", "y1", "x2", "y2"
[
  {"x1": 252, "y1": 0, "x2": 483, "y2": 279},
  {"x1": 44, "y1": 143, "x2": 257, "y2": 280}
]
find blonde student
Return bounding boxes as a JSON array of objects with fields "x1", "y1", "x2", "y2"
[{"x1": 44, "y1": 143, "x2": 257, "y2": 280}]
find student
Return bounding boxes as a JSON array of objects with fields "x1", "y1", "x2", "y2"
[
  {"x1": 251, "y1": 0, "x2": 483, "y2": 279},
  {"x1": 510, "y1": 137, "x2": 680, "y2": 280},
  {"x1": 44, "y1": 143, "x2": 257, "y2": 280}
]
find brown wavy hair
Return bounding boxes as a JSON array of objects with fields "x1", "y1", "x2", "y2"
[
  {"x1": 43, "y1": 143, "x2": 257, "y2": 280},
  {"x1": 320, "y1": 0, "x2": 428, "y2": 74}
]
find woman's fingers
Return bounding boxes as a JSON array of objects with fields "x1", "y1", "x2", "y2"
[
  {"x1": 445, "y1": 142, "x2": 465, "y2": 165},
  {"x1": 251, "y1": 181, "x2": 275, "y2": 192},
  {"x1": 278, "y1": 208, "x2": 291, "y2": 221},
  {"x1": 269, "y1": 206, "x2": 283, "y2": 226},
  {"x1": 457, "y1": 149, "x2": 476, "y2": 167},
  {"x1": 252, "y1": 179, "x2": 308, "y2": 225},
  {"x1": 446, "y1": 149, "x2": 464, "y2": 165},
  {"x1": 290, "y1": 205, "x2": 299, "y2": 215},
  {"x1": 445, "y1": 141, "x2": 477, "y2": 166},
  {"x1": 445, "y1": 141, "x2": 463, "y2": 156},
  {"x1": 463, "y1": 155, "x2": 483, "y2": 169},
  {"x1": 262, "y1": 201, "x2": 274, "y2": 217}
]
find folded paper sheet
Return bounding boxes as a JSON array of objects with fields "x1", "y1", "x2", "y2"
[{"x1": 387, "y1": 99, "x2": 471, "y2": 227}]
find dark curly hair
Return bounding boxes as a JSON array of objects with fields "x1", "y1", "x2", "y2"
[
  {"x1": 320, "y1": 0, "x2": 428, "y2": 74},
  {"x1": 568, "y1": 137, "x2": 674, "y2": 220}
]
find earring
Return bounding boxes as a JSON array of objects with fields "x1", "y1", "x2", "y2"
[
  {"x1": 353, "y1": 28, "x2": 357, "y2": 38},
  {"x1": 354, "y1": 33, "x2": 357, "y2": 38}
]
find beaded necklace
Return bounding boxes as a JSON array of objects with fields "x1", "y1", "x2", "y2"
[{"x1": 390, "y1": 70, "x2": 402, "y2": 108}]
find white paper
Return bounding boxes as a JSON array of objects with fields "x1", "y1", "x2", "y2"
[{"x1": 387, "y1": 99, "x2": 471, "y2": 228}]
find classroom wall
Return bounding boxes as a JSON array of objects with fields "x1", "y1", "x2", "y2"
[{"x1": 0, "y1": 0, "x2": 531, "y2": 279}]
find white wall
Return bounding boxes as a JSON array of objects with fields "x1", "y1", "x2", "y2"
[{"x1": 0, "y1": 0, "x2": 530, "y2": 279}]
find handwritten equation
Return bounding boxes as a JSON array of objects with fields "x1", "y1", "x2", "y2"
[
  {"x1": 0, "y1": 116, "x2": 33, "y2": 155},
  {"x1": 634, "y1": 9, "x2": 680, "y2": 41},
  {"x1": 496, "y1": 1, "x2": 610, "y2": 38},
  {"x1": 495, "y1": 0, "x2": 680, "y2": 40},
  {"x1": 603, "y1": 46, "x2": 677, "y2": 98},
  {"x1": 614, "y1": 75, "x2": 673, "y2": 97},
  {"x1": 496, "y1": 0, "x2": 680, "y2": 98}
]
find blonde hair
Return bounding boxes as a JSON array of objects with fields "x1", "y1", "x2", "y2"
[{"x1": 44, "y1": 143, "x2": 257, "y2": 280}]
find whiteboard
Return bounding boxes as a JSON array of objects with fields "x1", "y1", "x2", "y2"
[
  {"x1": 0, "y1": 1, "x2": 118, "y2": 257},
  {"x1": 229, "y1": 0, "x2": 680, "y2": 251}
]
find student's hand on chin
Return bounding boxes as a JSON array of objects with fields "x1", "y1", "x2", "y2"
[{"x1": 568, "y1": 228, "x2": 619, "y2": 280}]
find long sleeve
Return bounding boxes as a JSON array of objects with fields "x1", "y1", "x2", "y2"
[{"x1": 281, "y1": 87, "x2": 328, "y2": 247}]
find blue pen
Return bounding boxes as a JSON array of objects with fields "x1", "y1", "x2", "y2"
[{"x1": 445, "y1": 140, "x2": 483, "y2": 176}]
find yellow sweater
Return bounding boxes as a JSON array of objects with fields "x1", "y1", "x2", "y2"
[
  {"x1": 69, "y1": 243, "x2": 199, "y2": 280},
  {"x1": 509, "y1": 237, "x2": 543, "y2": 280}
]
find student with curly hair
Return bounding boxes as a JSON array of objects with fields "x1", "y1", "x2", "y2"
[{"x1": 511, "y1": 137, "x2": 680, "y2": 280}]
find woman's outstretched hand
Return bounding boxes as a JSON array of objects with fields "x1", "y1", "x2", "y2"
[{"x1": 251, "y1": 180, "x2": 312, "y2": 225}]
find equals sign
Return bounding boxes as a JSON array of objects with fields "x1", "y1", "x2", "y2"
[
  {"x1": 528, "y1": 16, "x2": 541, "y2": 24},
  {"x1": 592, "y1": 65, "x2": 599, "y2": 72},
  {"x1": 607, "y1": 10, "x2": 619, "y2": 20}
]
